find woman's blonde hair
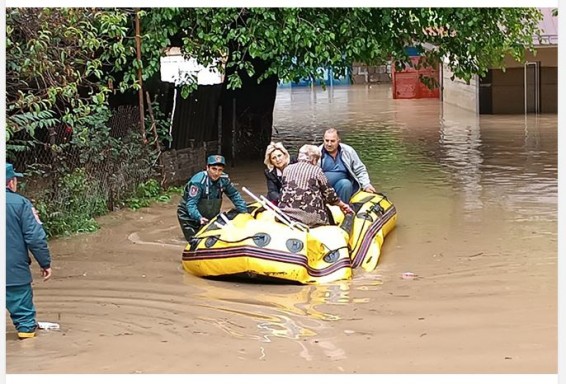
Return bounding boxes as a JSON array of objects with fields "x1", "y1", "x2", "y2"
[
  {"x1": 264, "y1": 141, "x2": 290, "y2": 170},
  {"x1": 297, "y1": 144, "x2": 321, "y2": 164}
]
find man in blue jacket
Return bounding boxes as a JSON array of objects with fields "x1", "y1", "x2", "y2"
[
  {"x1": 319, "y1": 128, "x2": 376, "y2": 203},
  {"x1": 5, "y1": 163, "x2": 52, "y2": 339},
  {"x1": 176, "y1": 155, "x2": 249, "y2": 241}
]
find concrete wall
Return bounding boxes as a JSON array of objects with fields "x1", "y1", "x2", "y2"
[
  {"x1": 351, "y1": 62, "x2": 391, "y2": 84},
  {"x1": 540, "y1": 66, "x2": 558, "y2": 113},
  {"x1": 441, "y1": 65, "x2": 479, "y2": 113},
  {"x1": 491, "y1": 68, "x2": 524, "y2": 114},
  {"x1": 160, "y1": 140, "x2": 219, "y2": 187}
]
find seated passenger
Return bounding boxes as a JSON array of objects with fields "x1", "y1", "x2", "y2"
[
  {"x1": 319, "y1": 128, "x2": 376, "y2": 203},
  {"x1": 263, "y1": 141, "x2": 295, "y2": 205},
  {"x1": 278, "y1": 144, "x2": 353, "y2": 227}
]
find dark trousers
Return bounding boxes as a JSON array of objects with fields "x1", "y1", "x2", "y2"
[
  {"x1": 6, "y1": 284, "x2": 37, "y2": 333},
  {"x1": 178, "y1": 218, "x2": 202, "y2": 242}
]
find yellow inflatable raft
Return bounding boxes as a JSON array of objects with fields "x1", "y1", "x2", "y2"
[{"x1": 182, "y1": 190, "x2": 397, "y2": 284}]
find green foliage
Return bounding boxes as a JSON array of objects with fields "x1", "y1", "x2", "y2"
[
  {"x1": 123, "y1": 179, "x2": 172, "y2": 210},
  {"x1": 166, "y1": 185, "x2": 184, "y2": 195},
  {"x1": 145, "y1": 98, "x2": 172, "y2": 148},
  {"x1": 34, "y1": 168, "x2": 107, "y2": 238},
  {"x1": 5, "y1": 109, "x2": 58, "y2": 161},
  {"x1": 6, "y1": 8, "x2": 130, "y2": 148},
  {"x1": 18, "y1": 103, "x2": 162, "y2": 238},
  {"x1": 6, "y1": 7, "x2": 544, "y2": 132},
  {"x1": 136, "y1": 8, "x2": 543, "y2": 90}
]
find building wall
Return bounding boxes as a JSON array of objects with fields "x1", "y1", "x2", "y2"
[
  {"x1": 489, "y1": 67, "x2": 557, "y2": 114},
  {"x1": 491, "y1": 68, "x2": 524, "y2": 114},
  {"x1": 351, "y1": 62, "x2": 391, "y2": 84},
  {"x1": 442, "y1": 46, "x2": 557, "y2": 114},
  {"x1": 441, "y1": 65, "x2": 479, "y2": 113},
  {"x1": 540, "y1": 66, "x2": 558, "y2": 113},
  {"x1": 502, "y1": 47, "x2": 558, "y2": 68}
]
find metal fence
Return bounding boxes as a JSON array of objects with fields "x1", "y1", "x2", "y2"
[{"x1": 12, "y1": 105, "x2": 158, "y2": 213}]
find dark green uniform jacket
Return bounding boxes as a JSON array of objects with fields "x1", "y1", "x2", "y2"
[{"x1": 177, "y1": 171, "x2": 248, "y2": 223}]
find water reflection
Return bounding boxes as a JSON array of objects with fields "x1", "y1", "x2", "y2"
[
  {"x1": 273, "y1": 85, "x2": 557, "y2": 224},
  {"x1": 181, "y1": 272, "x2": 386, "y2": 361},
  {"x1": 440, "y1": 105, "x2": 484, "y2": 216}
]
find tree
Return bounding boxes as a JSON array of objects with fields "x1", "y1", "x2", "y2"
[
  {"x1": 7, "y1": 8, "x2": 544, "y2": 160},
  {"x1": 130, "y1": 8, "x2": 543, "y2": 158},
  {"x1": 133, "y1": 8, "x2": 543, "y2": 94},
  {"x1": 6, "y1": 8, "x2": 132, "y2": 157}
]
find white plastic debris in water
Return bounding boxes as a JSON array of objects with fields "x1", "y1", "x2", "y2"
[
  {"x1": 401, "y1": 272, "x2": 417, "y2": 280},
  {"x1": 38, "y1": 322, "x2": 60, "y2": 330}
]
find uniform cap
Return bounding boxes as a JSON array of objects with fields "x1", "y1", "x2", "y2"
[
  {"x1": 207, "y1": 155, "x2": 226, "y2": 166},
  {"x1": 6, "y1": 163, "x2": 23, "y2": 179}
]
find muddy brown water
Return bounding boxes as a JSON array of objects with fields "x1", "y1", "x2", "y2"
[{"x1": 5, "y1": 85, "x2": 557, "y2": 374}]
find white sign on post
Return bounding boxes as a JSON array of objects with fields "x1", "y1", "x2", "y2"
[{"x1": 160, "y1": 51, "x2": 224, "y2": 86}]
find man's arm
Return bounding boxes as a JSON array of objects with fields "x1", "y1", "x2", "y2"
[
  {"x1": 223, "y1": 179, "x2": 248, "y2": 213},
  {"x1": 21, "y1": 200, "x2": 51, "y2": 272},
  {"x1": 185, "y1": 183, "x2": 204, "y2": 221},
  {"x1": 348, "y1": 148, "x2": 375, "y2": 191}
]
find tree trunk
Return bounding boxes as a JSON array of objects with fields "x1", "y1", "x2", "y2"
[{"x1": 220, "y1": 57, "x2": 278, "y2": 161}]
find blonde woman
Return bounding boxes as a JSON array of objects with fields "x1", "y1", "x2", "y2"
[{"x1": 263, "y1": 141, "x2": 295, "y2": 204}]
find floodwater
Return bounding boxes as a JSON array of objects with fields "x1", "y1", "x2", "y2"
[{"x1": 5, "y1": 85, "x2": 557, "y2": 374}]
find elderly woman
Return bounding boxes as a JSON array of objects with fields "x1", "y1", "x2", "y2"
[
  {"x1": 279, "y1": 144, "x2": 353, "y2": 227},
  {"x1": 264, "y1": 141, "x2": 294, "y2": 205}
]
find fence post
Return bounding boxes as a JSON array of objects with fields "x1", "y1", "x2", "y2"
[
  {"x1": 217, "y1": 105, "x2": 222, "y2": 155},
  {"x1": 231, "y1": 98, "x2": 236, "y2": 167},
  {"x1": 135, "y1": 9, "x2": 146, "y2": 144}
]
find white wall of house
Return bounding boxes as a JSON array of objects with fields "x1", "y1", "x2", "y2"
[{"x1": 441, "y1": 64, "x2": 479, "y2": 114}]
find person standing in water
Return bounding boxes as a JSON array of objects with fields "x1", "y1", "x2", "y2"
[
  {"x1": 177, "y1": 155, "x2": 248, "y2": 241},
  {"x1": 5, "y1": 163, "x2": 53, "y2": 339}
]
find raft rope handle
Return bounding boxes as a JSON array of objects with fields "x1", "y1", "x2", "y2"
[
  {"x1": 321, "y1": 244, "x2": 350, "y2": 253},
  {"x1": 198, "y1": 234, "x2": 264, "y2": 244}
]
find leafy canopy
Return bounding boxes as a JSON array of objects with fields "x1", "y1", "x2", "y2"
[
  {"x1": 135, "y1": 8, "x2": 543, "y2": 95},
  {"x1": 6, "y1": 7, "x2": 543, "y2": 144}
]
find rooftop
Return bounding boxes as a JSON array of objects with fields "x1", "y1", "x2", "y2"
[{"x1": 535, "y1": 8, "x2": 558, "y2": 46}]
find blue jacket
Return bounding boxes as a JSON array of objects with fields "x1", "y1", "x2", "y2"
[
  {"x1": 177, "y1": 171, "x2": 248, "y2": 222},
  {"x1": 5, "y1": 188, "x2": 51, "y2": 287}
]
